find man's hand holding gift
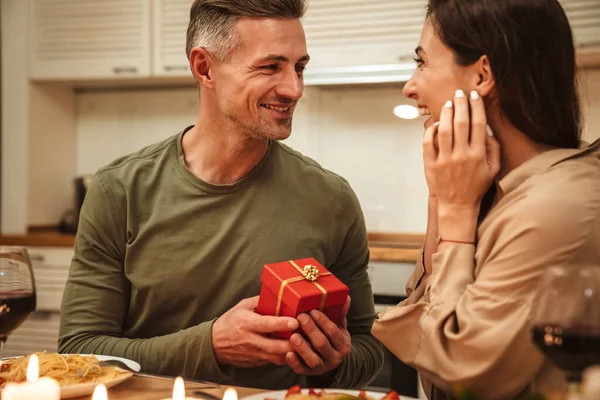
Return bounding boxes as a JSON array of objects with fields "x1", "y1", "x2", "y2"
[{"x1": 286, "y1": 296, "x2": 352, "y2": 375}]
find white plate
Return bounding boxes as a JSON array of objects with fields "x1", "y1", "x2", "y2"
[
  {"x1": 1, "y1": 354, "x2": 139, "y2": 399},
  {"x1": 241, "y1": 389, "x2": 418, "y2": 400}
]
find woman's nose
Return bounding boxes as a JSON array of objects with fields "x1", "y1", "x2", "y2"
[{"x1": 402, "y1": 76, "x2": 417, "y2": 100}]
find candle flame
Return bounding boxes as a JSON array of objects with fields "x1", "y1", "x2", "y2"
[
  {"x1": 26, "y1": 354, "x2": 39, "y2": 382},
  {"x1": 92, "y1": 384, "x2": 108, "y2": 400},
  {"x1": 223, "y1": 387, "x2": 238, "y2": 400},
  {"x1": 173, "y1": 376, "x2": 185, "y2": 400}
]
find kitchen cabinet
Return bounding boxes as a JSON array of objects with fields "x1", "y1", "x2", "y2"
[
  {"x1": 26, "y1": 0, "x2": 600, "y2": 85},
  {"x1": 368, "y1": 260, "x2": 415, "y2": 298},
  {"x1": 302, "y1": 0, "x2": 425, "y2": 69},
  {"x1": 28, "y1": 247, "x2": 73, "y2": 312},
  {"x1": 2, "y1": 247, "x2": 73, "y2": 357},
  {"x1": 152, "y1": 0, "x2": 194, "y2": 77},
  {"x1": 30, "y1": 0, "x2": 151, "y2": 80},
  {"x1": 149, "y1": 0, "x2": 426, "y2": 82},
  {"x1": 2, "y1": 312, "x2": 61, "y2": 357}
]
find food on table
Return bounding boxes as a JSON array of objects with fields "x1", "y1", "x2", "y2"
[
  {"x1": 0, "y1": 353, "x2": 131, "y2": 387},
  {"x1": 282, "y1": 385, "x2": 400, "y2": 400}
]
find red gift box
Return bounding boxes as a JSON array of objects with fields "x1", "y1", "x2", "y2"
[{"x1": 256, "y1": 257, "x2": 349, "y2": 339}]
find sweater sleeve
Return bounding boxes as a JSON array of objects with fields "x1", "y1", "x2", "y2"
[
  {"x1": 58, "y1": 173, "x2": 233, "y2": 382},
  {"x1": 324, "y1": 181, "x2": 385, "y2": 389}
]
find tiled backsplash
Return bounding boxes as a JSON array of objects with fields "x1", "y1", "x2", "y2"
[{"x1": 74, "y1": 68, "x2": 600, "y2": 233}]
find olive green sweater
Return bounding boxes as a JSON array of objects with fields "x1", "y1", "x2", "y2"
[{"x1": 59, "y1": 128, "x2": 384, "y2": 389}]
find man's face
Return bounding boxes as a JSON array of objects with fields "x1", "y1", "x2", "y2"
[{"x1": 211, "y1": 17, "x2": 309, "y2": 141}]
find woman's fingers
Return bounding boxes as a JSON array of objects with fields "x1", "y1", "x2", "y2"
[
  {"x1": 469, "y1": 90, "x2": 487, "y2": 151},
  {"x1": 453, "y1": 89, "x2": 470, "y2": 150},
  {"x1": 485, "y1": 126, "x2": 501, "y2": 177},
  {"x1": 423, "y1": 122, "x2": 439, "y2": 165},
  {"x1": 437, "y1": 100, "x2": 454, "y2": 158}
]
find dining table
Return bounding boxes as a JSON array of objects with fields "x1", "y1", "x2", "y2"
[{"x1": 71, "y1": 376, "x2": 265, "y2": 400}]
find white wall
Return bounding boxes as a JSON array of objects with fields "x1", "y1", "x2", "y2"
[
  {"x1": 28, "y1": 83, "x2": 76, "y2": 226},
  {"x1": 306, "y1": 86, "x2": 428, "y2": 232},
  {"x1": 1, "y1": 0, "x2": 30, "y2": 234},
  {"x1": 76, "y1": 88, "x2": 199, "y2": 174}
]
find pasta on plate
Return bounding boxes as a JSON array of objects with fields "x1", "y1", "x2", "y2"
[{"x1": 0, "y1": 352, "x2": 131, "y2": 387}]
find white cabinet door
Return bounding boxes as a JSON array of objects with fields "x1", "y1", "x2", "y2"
[
  {"x1": 302, "y1": 0, "x2": 425, "y2": 68},
  {"x1": 30, "y1": 0, "x2": 151, "y2": 80},
  {"x1": 3, "y1": 311, "x2": 61, "y2": 357},
  {"x1": 560, "y1": 0, "x2": 600, "y2": 49},
  {"x1": 153, "y1": 0, "x2": 194, "y2": 77},
  {"x1": 27, "y1": 247, "x2": 73, "y2": 312},
  {"x1": 2, "y1": 247, "x2": 72, "y2": 357}
]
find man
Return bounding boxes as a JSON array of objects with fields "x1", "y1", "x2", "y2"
[{"x1": 59, "y1": 0, "x2": 384, "y2": 390}]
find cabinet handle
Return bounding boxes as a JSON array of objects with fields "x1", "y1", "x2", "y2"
[
  {"x1": 164, "y1": 65, "x2": 188, "y2": 72},
  {"x1": 29, "y1": 254, "x2": 46, "y2": 262},
  {"x1": 397, "y1": 55, "x2": 415, "y2": 62},
  {"x1": 29, "y1": 311, "x2": 53, "y2": 320},
  {"x1": 112, "y1": 66, "x2": 138, "y2": 74}
]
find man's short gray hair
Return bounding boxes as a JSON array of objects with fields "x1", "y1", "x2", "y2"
[{"x1": 186, "y1": 0, "x2": 307, "y2": 61}]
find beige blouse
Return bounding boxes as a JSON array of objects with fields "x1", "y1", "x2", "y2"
[{"x1": 372, "y1": 139, "x2": 600, "y2": 400}]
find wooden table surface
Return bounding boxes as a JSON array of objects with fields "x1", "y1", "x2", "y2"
[{"x1": 72, "y1": 376, "x2": 265, "y2": 400}]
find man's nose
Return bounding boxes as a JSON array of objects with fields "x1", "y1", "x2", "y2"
[{"x1": 276, "y1": 68, "x2": 304, "y2": 101}]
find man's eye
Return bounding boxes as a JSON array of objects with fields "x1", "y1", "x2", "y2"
[
  {"x1": 261, "y1": 64, "x2": 278, "y2": 71},
  {"x1": 295, "y1": 65, "x2": 306, "y2": 73}
]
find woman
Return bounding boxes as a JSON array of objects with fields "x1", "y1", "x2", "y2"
[{"x1": 371, "y1": 0, "x2": 600, "y2": 399}]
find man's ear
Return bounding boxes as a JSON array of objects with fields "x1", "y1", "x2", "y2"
[
  {"x1": 189, "y1": 47, "x2": 215, "y2": 89},
  {"x1": 472, "y1": 54, "x2": 495, "y2": 97}
]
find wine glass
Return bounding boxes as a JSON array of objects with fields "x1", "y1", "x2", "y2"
[
  {"x1": 0, "y1": 247, "x2": 37, "y2": 359},
  {"x1": 531, "y1": 266, "x2": 600, "y2": 394}
]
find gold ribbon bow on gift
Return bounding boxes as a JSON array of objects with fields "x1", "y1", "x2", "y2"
[{"x1": 274, "y1": 261, "x2": 332, "y2": 316}]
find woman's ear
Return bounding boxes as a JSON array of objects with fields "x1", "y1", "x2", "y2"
[
  {"x1": 189, "y1": 47, "x2": 215, "y2": 89},
  {"x1": 473, "y1": 55, "x2": 495, "y2": 97}
]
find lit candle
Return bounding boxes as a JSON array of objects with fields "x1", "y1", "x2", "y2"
[
  {"x1": 92, "y1": 384, "x2": 108, "y2": 400},
  {"x1": 1, "y1": 354, "x2": 60, "y2": 400},
  {"x1": 159, "y1": 376, "x2": 198, "y2": 400},
  {"x1": 223, "y1": 388, "x2": 238, "y2": 400},
  {"x1": 582, "y1": 366, "x2": 600, "y2": 400}
]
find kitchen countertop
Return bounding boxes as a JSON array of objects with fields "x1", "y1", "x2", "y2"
[
  {"x1": 0, "y1": 229, "x2": 422, "y2": 263},
  {"x1": 0, "y1": 231, "x2": 76, "y2": 247}
]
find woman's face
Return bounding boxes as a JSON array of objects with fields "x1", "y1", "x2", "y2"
[{"x1": 403, "y1": 18, "x2": 476, "y2": 129}]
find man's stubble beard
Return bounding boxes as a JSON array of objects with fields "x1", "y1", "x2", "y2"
[{"x1": 227, "y1": 112, "x2": 293, "y2": 141}]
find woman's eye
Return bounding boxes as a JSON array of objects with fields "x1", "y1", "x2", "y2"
[{"x1": 413, "y1": 57, "x2": 424, "y2": 67}]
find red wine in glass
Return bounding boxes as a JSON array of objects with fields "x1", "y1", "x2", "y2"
[
  {"x1": 0, "y1": 292, "x2": 36, "y2": 337},
  {"x1": 532, "y1": 323, "x2": 600, "y2": 382}
]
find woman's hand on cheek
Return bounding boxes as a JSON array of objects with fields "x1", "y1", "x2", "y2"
[{"x1": 424, "y1": 89, "x2": 500, "y2": 210}]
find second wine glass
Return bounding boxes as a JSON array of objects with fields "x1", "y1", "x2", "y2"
[{"x1": 531, "y1": 266, "x2": 600, "y2": 385}]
